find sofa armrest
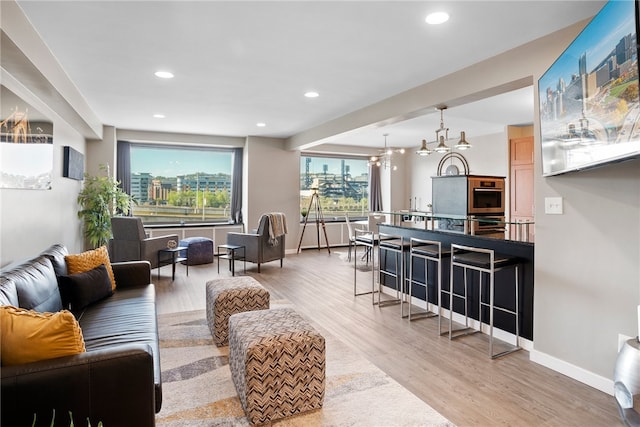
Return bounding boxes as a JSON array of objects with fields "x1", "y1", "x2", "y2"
[
  {"x1": 1, "y1": 344, "x2": 156, "y2": 427},
  {"x1": 227, "y1": 232, "x2": 260, "y2": 261},
  {"x1": 111, "y1": 260, "x2": 151, "y2": 289},
  {"x1": 226, "y1": 232, "x2": 260, "y2": 243},
  {"x1": 141, "y1": 234, "x2": 180, "y2": 268}
]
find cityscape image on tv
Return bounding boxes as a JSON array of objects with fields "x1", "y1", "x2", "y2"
[{"x1": 538, "y1": 0, "x2": 639, "y2": 175}]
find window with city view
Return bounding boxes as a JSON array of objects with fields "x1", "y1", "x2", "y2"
[
  {"x1": 300, "y1": 155, "x2": 369, "y2": 222},
  {"x1": 129, "y1": 144, "x2": 235, "y2": 224}
]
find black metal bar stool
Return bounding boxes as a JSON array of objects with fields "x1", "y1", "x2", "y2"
[
  {"x1": 377, "y1": 233, "x2": 410, "y2": 309},
  {"x1": 448, "y1": 243, "x2": 521, "y2": 359},
  {"x1": 407, "y1": 238, "x2": 450, "y2": 333},
  {"x1": 353, "y1": 229, "x2": 379, "y2": 301}
]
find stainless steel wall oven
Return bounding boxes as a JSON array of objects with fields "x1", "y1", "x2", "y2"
[{"x1": 467, "y1": 176, "x2": 505, "y2": 215}]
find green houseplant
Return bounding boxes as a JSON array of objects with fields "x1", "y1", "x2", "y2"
[{"x1": 77, "y1": 164, "x2": 134, "y2": 249}]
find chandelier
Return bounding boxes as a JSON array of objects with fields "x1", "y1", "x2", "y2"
[
  {"x1": 370, "y1": 133, "x2": 405, "y2": 170},
  {"x1": 416, "y1": 106, "x2": 471, "y2": 156}
]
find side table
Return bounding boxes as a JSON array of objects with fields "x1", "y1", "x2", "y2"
[
  {"x1": 158, "y1": 246, "x2": 188, "y2": 280},
  {"x1": 217, "y1": 244, "x2": 246, "y2": 276}
]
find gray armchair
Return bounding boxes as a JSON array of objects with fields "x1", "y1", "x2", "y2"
[
  {"x1": 110, "y1": 217, "x2": 179, "y2": 269},
  {"x1": 227, "y1": 214, "x2": 286, "y2": 273}
]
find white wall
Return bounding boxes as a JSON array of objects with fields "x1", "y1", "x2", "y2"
[
  {"x1": 244, "y1": 136, "x2": 300, "y2": 252},
  {"x1": 0, "y1": 0, "x2": 99, "y2": 264},
  {"x1": 531, "y1": 152, "x2": 640, "y2": 391},
  {"x1": 87, "y1": 126, "x2": 117, "y2": 177},
  {"x1": 0, "y1": 94, "x2": 85, "y2": 266},
  {"x1": 408, "y1": 131, "x2": 509, "y2": 212}
]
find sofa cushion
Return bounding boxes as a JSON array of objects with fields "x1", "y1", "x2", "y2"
[
  {"x1": 0, "y1": 306, "x2": 86, "y2": 366},
  {"x1": 58, "y1": 264, "x2": 114, "y2": 314},
  {"x1": 40, "y1": 243, "x2": 69, "y2": 276},
  {"x1": 0, "y1": 277, "x2": 19, "y2": 307},
  {"x1": 0, "y1": 256, "x2": 63, "y2": 312},
  {"x1": 79, "y1": 283, "x2": 162, "y2": 411},
  {"x1": 65, "y1": 246, "x2": 116, "y2": 291}
]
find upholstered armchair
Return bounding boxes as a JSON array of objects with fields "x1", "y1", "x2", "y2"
[
  {"x1": 226, "y1": 214, "x2": 286, "y2": 273},
  {"x1": 110, "y1": 217, "x2": 179, "y2": 269}
]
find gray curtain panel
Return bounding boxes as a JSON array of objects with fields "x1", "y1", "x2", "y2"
[
  {"x1": 368, "y1": 164, "x2": 382, "y2": 212},
  {"x1": 231, "y1": 147, "x2": 243, "y2": 224},
  {"x1": 116, "y1": 140, "x2": 132, "y2": 215}
]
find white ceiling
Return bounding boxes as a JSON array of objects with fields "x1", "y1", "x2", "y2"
[{"x1": 15, "y1": 1, "x2": 605, "y2": 149}]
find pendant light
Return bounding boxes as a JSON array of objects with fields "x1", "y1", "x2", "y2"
[
  {"x1": 434, "y1": 135, "x2": 450, "y2": 153},
  {"x1": 455, "y1": 131, "x2": 472, "y2": 150},
  {"x1": 417, "y1": 106, "x2": 471, "y2": 155},
  {"x1": 416, "y1": 139, "x2": 432, "y2": 156},
  {"x1": 370, "y1": 133, "x2": 404, "y2": 170}
]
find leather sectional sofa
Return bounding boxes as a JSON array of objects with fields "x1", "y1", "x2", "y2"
[{"x1": 0, "y1": 244, "x2": 162, "y2": 427}]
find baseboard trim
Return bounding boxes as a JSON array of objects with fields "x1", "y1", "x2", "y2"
[
  {"x1": 385, "y1": 287, "x2": 615, "y2": 395},
  {"x1": 529, "y1": 349, "x2": 614, "y2": 396}
]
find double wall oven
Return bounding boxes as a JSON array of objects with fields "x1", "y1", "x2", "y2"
[{"x1": 432, "y1": 175, "x2": 506, "y2": 237}]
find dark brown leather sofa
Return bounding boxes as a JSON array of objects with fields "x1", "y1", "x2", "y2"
[{"x1": 0, "y1": 244, "x2": 162, "y2": 427}]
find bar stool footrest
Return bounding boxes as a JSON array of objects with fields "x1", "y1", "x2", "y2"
[
  {"x1": 492, "y1": 345, "x2": 522, "y2": 359},
  {"x1": 375, "y1": 298, "x2": 401, "y2": 307},
  {"x1": 406, "y1": 309, "x2": 438, "y2": 321},
  {"x1": 449, "y1": 327, "x2": 480, "y2": 340}
]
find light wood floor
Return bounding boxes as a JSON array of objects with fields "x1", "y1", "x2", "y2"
[{"x1": 154, "y1": 248, "x2": 621, "y2": 427}]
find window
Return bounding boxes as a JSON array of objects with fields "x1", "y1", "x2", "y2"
[
  {"x1": 127, "y1": 144, "x2": 235, "y2": 224},
  {"x1": 300, "y1": 154, "x2": 369, "y2": 221}
]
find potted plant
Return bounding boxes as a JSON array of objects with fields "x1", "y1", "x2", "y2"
[{"x1": 77, "y1": 164, "x2": 134, "y2": 249}]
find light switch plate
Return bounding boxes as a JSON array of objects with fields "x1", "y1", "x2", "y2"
[{"x1": 544, "y1": 197, "x2": 563, "y2": 214}]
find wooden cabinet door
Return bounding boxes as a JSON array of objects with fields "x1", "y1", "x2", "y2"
[
  {"x1": 510, "y1": 137, "x2": 534, "y2": 241},
  {"x1": 511, "y1": 136, "x2": 534, "y2": 165},
  {"x1": 511, "y1": 164, "x2": 534, "y2": 217}
]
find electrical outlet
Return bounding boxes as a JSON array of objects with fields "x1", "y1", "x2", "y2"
[{"x1": 544, "y1": 197, "x2": 563, "y2": 214}]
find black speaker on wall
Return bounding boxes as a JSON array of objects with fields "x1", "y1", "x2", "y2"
[{"x1": 63, "y1": 146, "x2": 84, "y2": 180}]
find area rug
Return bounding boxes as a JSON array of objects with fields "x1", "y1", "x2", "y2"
[{"x1": 155, "y1": 302, "x2": 455, "y2": 426}]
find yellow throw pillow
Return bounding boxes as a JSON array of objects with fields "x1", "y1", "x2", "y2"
[
  {"x1": 0, "y1": 306, "x2": 86, "y2": 366},
  {"x1": 65, "y1": 246, "x2": 116, "y2": 290}
]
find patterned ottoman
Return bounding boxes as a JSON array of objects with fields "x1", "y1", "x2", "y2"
[
  {"x1": 228, "y1": 308, "x2": 325, "y2": 425},
  {"x1": 179, "y1": 237, "x2": 214, "y2": 265},
  {"x1": 205, "y1": 276, "x2": 270, "y2": 346}
]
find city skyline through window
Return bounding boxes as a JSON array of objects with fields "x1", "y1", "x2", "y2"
[
  {"x1": 300, "y1": 155, "x2": 370, "y2": 221},
  {"x1": 129, "y1": 144, "x2": 234, "y2": 224}
]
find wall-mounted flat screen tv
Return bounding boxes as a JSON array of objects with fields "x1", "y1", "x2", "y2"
[{"x1": 538, "y1": 0, "x2": 639, "y2": 176}]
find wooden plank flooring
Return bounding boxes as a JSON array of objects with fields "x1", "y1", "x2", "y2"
[{"x1": 154, "y1": 248, "x2": 621, "y2": 426}]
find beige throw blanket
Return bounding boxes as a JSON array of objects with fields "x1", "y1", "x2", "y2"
[{"x1": 266, "y1": 212, "x2": 287, "y2": 245}]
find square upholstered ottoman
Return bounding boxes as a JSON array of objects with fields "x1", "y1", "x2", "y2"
[
  {"x1": 228, "y1": 308, "x2": 325, "y2": 425},
  {"x1": 179, "y1": 237, "x2": 214, "y2": 265},
  {"x1": 205, "y1": 276, "x2": 270, "y2": 346}
]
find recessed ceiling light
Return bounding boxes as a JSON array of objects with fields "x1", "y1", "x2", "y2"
[
  {"x1": 425, "y1": 12, "x2": 449, "y2": 25},
  {"x1": 304, "y1": 91, "x2": 319, "y2": 98},
  {"x1": 153, "y1": 114, "x2": 165, "y2": 118},
  {"x1": 256, "y1": 122, "x2": 266, "y2": 127},
  {"x1": 154, "y1": 71, "x2": 174, "y2": 79}
]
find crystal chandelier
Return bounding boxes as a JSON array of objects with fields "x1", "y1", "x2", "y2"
[
  {"x1": 416, "y1": 106, "x2": 471, "y2": 156},
  {"x1": 370, "y1": 133, "x2": 405, "y2": 170}
]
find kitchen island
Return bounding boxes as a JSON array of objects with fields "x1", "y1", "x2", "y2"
[{"x1": 377, "y1": 222, "x2": 534, "y2": 341}]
